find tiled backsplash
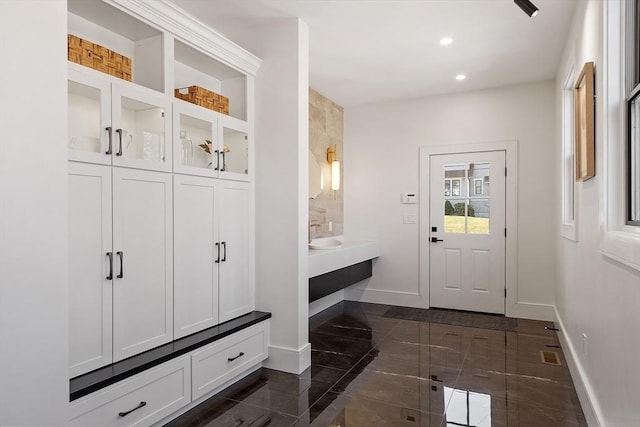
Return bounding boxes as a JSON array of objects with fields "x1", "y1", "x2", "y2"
[{"x1": 309, "y1": 89, "x2": 343, "y2": 238}]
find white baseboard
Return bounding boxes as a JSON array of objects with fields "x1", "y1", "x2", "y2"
[
  {"x1": 507, "y1": 301, "x2": 555, "y2": 321},
  {"x1": 309, "y1": 290, "x2": 344, "y2": 317},
  {"x1": 264, "y1": 343, "x2": 311, "y2": 375},
  {"x1": 344, "y1": 287, "x2": 429, "y2": 308},
  {"x1": 554, "y1": 306, "x2": 604, "y2": 427}
]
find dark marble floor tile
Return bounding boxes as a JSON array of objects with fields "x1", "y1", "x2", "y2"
[
  {"x1": 309, "y1": 331, "x2": 374, "y2": 357},
  {"x1": 383, "y1": 306, "x2": 517, "y2": 332},
  {"x1": 341, "y1": 300, "x2": 394, "y2": 316},
  {"x1": 517, "y1": 318, "x2": 559, "y2": 338},
  {"x1": 311, "y1": 348, "x2": 368, "y2": 370},
  {"x1": 163, "y1": 396, "x2": 298, "y2": 427},
  {"x1": 309, "y1": 363, "x2": 347, "y2": 385},
  {"x1": 315, "y1": 313, "x2": 400, "y2": 342},
  {"x1": 298, "y1": 391, "x2": 444, "y2": 427}
]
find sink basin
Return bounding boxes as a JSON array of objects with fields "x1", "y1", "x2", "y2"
[{"x1": 309, "y1": 238, "x2": 342, "y2": 250}]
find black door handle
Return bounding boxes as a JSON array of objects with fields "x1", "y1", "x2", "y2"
[
  {"x1": 221, "y1": 241, "x2": 227, "y2": 262},
  {"x1": 105, "y1": 127, "x2": 113, "y2": 155},
  {"x1": 106, "y1": 252, "x2": 113, "y2": 280},
  {"x1": 220, "y1": 150, "x2": 226, "y2": 171},
  {"x1": 117, "y1": 251, "x2": 124, "y2": 278},
  {"x1": 118, "y1": 401, "x2": 146, "y2": 417},
  {"x1": 215, "y1": 242, "x2": 220, "y2": 263},
  {"x1": 214, "y1": 150, "x2": 220, "y2": 171},
  {"x1": 115, "y1": 128, "x2": 123, "y2": 156},
  {"x1": 431, "y1": 237, "x2": 444, "y2": 243}
]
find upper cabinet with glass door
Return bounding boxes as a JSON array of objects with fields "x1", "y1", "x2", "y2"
[
  {"x1": 67, "y1": 0, "x2": 171, "y2": 172},
  {"x1": 173, "y1": 40, "x2": 252, "y2": 181}
]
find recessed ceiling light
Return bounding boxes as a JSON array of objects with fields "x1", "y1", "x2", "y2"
[
  {"x1": 440, "y1": 37, "x2": 453, "y2": 46},
  {"x1": 456, "y1": 74, "x2": 466, "y2": 81}
]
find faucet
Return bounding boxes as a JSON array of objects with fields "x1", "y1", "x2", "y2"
[{"x1": 308, "y1": 221, "x2": 321, "y2": 244}]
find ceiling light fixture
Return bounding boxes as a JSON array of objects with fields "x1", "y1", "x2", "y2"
[
  {"x1": 514, "y1": 0, "x2": 539, "y2": 17},
  {"x1": 440, "y1": 37, "x2": 453, "y2": 46},
  {"x1": 456, "y1": 74, "x2": 466, "y2": 81}
]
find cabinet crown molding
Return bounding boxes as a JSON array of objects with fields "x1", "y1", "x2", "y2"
[{"x1": 109, "y1": 0, "x2": 262, "y2": 77}]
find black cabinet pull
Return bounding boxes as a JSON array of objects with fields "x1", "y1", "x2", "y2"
[
  {"x1": 105, "y1": 127, "x2": 113, "y2": 155},
  {"x1": 115, "y1": 128, "x2": 123, "y2": 156},
  {"x1": 214, "y1": 150, "x2": 220, "y2": 171},
  {"x1": 430, "y1": 237, "x2": 444, "y2": 243},
  {"x1": 221, "y1": 241, "x2": 227, "y2": 262},
  {"x1": 227, "y1": 352, "x2": 244, "y2": 362},
  {"x1": 221, "y1": 150, "x2": 226, "y2": 172},
  {"x1": 106, "y1": 252, "x2": 113, "y2": 280},
  {"x1": 215, "y1": 242, "x2": 220, "y2": 263},
  {"x1": 118, "y1": 401, "x2": 146, "y2": 417},
  {"x1": 117, "y1": 251, "x2": 124, "y2": 278}
]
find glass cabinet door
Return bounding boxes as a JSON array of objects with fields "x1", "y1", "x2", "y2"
[
  {"x1": 111, "y1": 84, "x2": 171, "y2": 172},
  {"x1": 172, "y1": 101, "x2": 217, "y2": 177},
  {"x1": 68, "y1": 67, "x2": 110, "y2": 165},
  {"x1": 218, "y1": 116, "x2": 250, "y2": 182}
]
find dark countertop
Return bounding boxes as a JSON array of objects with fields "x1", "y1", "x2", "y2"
[{"x1": 70, "y1": 311, "x2": 271, "y2": 401}]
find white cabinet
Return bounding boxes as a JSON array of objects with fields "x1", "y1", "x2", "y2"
[
  {"x1": 69, "y1": 163, "x2": 113, "y2": 377},
  {"x1": 173, "y1": 100, "x2": 251, "y2": 181},
  {"x1": 69, "y1": 164, "x2": 173, "y2": 375},
  {"x1": 70, "y1": 357, "x2": 190, "y2": 427},
  {"x1": 218, "y1": 180, "x2": 252, "y2": 322},
  {"x1": 112, "y1": 168, "x2": 173, "y2": 361},
  {"x1": 174, "y1": 176, "x2": 252, "y2": 338},
  {"x1": 68, "y1": 65, "x2": 172, "y2": 172}
]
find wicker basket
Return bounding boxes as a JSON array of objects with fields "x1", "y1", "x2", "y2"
[
  {"x1": 175, "y1": 86, "x2": 229, "y2": 115},
  {"x1": 68, "y1": 34, "x2": 132, "y2": 81}
]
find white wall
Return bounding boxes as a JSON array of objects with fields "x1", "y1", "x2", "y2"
[
  {"x1": 0, "y1": 0, "x2": 69, "y2": 425},
  {"x1": 231, "y1": 19, "x2": 311, "y2": 374},
  {"x1": 344, "y1": 81, "x2": 557, "y2": 320},
  {"x1": 555, "y1": 1, "x2": 640, "y2": 426}
]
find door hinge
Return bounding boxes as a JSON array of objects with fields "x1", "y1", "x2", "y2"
[
  {"x1": 504, "y1": 228, "x2": 507, "y2": 237},
  {"x1": 504, "y1": 288, "x2": 507, "y2": 298},
  {"x1": 505, "y1": 167, "x2": 507, "y2": 177}
]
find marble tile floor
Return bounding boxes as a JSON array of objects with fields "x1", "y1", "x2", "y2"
[{"x1": 164, "y1": 301, "x2": 587, "y2": 426}]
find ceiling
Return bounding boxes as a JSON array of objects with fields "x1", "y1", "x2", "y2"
[{"x1": 171, "y1": 0, "x2": 577, "y2": 107}]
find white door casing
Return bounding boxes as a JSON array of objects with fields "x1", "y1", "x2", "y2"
[
  {"x1": 112, "y1": 168, "x2": 173, "y2": 361},
  {"x1": 429, "y1": 150, "x2": 506, "y2": 314}
]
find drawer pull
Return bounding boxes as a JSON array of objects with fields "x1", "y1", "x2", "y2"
[
  {"x1": 118, "y1": 401, "x2": 147, "y2": 417},
  {"x1": 227, "y1": 352, "x2": 245, "y2": 362}
]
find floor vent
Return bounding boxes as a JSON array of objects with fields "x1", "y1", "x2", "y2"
[{"x1": 540, "y1": 350, "x2": 561, "y2": 366}]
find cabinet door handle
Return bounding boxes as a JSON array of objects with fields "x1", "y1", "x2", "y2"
[
  {"x1": 227, "y1": 352, "x2": 244, "y2": 362},
  {"x1": 215, "y1": 242, "x2": 220, "y2": 263},
  {"x1": 221, "y1": 241, "x2": 227, "y2": 262},
  {"x1": 117, "y1": 251, "x2": 124, "y2": 278},
  {"x1": 221, "y1": 150, "x2": 226, "y2": 172},
  {"x1": 105, "y1": 127, "x2": 113, "y2": 155},
  {"x1": 118, "y1": 401, "x2": 146, "y2": 417},
  {"x1": 106, "y1": 252, "x2": 113, "y2": 280},
  {"x1": 214, "y1": 150, "x2": 220, "y2": 171},
  {"x1": 115, "y1": 128, "x2": 123, "y2": 156}
]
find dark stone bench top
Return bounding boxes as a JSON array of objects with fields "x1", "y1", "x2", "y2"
[{"x1": 70, "y1": 311, "x2": 272, "y2": 401}]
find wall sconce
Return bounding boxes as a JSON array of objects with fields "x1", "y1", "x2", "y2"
[{"x1": 327, "y1": 146, "x2": 340, "y2": 196}]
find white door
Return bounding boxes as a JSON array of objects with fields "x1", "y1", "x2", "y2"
[
  {"x1": 112, "y1": 168, "x2": 173, "y2": 361},
  {"x1": 429, "y1": 151, "x2": 506, "y2": 314},
  {"x1": 68, "y1": 163, "x2": 113, "y2": 377},
  {"x1": 173, "y1": 175, "x2": 220, "y2": 338},
  {"x1": 218, "y1": 181, "x2": 252, "y2": 322}
]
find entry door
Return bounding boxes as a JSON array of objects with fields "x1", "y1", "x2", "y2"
[{"x1": 429, "y1": 151, "x2": 506, "y2": 314}]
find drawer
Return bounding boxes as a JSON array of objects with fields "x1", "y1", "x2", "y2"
[
  {"x1": 70, "y1": 356, "x2": 190, "y2": 427},
  {"x1": 192, "y1": 321, "x2": 269, "y2": 400}
]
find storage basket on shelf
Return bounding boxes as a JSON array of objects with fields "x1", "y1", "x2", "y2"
[
  {"x1": 174, "y1": 85, "x2": 229, "y2": 115},
  {"x1": 67, "y1": 34, "x2": 132, "y2": 81}
]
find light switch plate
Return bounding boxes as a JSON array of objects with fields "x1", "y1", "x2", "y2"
[{"x1": 401, "y1": 193, "x2": 417, "y2": 204}]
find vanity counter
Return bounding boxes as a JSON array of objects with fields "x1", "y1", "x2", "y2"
[{"x1": 308, "y1": 238, "x2": 379, "y2": 278}]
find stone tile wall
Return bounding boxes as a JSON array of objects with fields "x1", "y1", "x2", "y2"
[{"x1": 309, "y1": 88, "x2": 343, "y2": 238}]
